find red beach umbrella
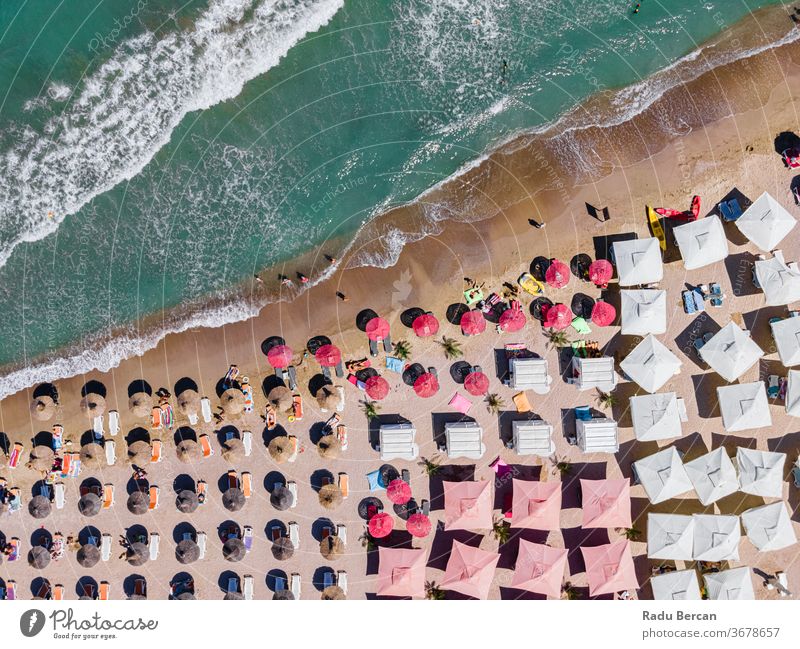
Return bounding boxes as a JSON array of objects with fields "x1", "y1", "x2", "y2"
[
  {"x1": 464, "y1": 371, "x2": 489, "y2": 396},
  {"x1": 545, "y1": 259, "x2": 570, "y2": 288},
  {"x1": 366, "y1": 317, "x2": 390, "y2": 340},
  {"x1": 365, "y1": 375, "x2": 390, "y2": 400},
  {"x1": 591, "y1": 301, "x2": 616, "y2": 327},
  {"x1": 460, "y1": 310, "x2": 486, "y2": 336},
  {"x1": 412, "y1": 313, "x2": 439, "y2": 338},
  {"x1": 266, "y1": 344, "x2": 293, "y2": 369},
  {"x1": 406, "y1": 513, "x2": 432, "y2": 538},
  {"x1": 588, "y1": 259, "x2": 613, "y2": 287},
  {"x1": 368, "y1": 512, "x2": 394, "y2": 538},
  {"x1": 544, "y1": 303, "x2": 572, "y2": 330},
  {"x1": 386, "y1": 479, "x2": 412, "y2": 505},
  {"x1": 315, "y1": 344, "x2": 342, "y2": 367},
  {"x1": 498, "y1": 306, "x2": 526, "y2": 332},
  {"x1": 413, "y1": 373, "x2": 439, "y2": 398}
]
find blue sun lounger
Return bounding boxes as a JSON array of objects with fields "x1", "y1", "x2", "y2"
[
  {"x1": 682, "y1": 290, "x2": 697, "y2": 314},
  {"x1": 709, "y1": 283, "x2": 723, "y2": 307}
]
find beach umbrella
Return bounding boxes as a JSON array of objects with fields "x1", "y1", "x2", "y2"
[
  {"x1": 272, "y1": 537, "x2": 295, "y2": 561},
  {"x1": 220, "y1": 389, "x2": 245, "y2": 416},
  {"x1": 318, "y1": 483, "x2": 343, "y2": 510},
  {"x1": 365, "y1": 375, "x2": 390, "y2": 400},
  {"x1": 321, "y1": 586, "x2": 346, "y2": 600},
  {"x1": 406, "y1": 513, "x2": 432, "y2": 538},
  {"x1": 366, "y1": 317, "x2": 390, "y2": 340},
  {"x1": 386, "y1": 479, "x2": 412, "y2": 505},
  {"x1": 80, "y1": 442, "x2": 104, "y2": 468},
  {"x1": 320, "y1": 535, "x2": 345, "y2": 560},
  {"x1": 28, "y1": 495, "x2": 52, "y2": 519},
  {"x1": 128, "y1": 392, "x2": 152, "y2": 418},
  {"x1": 127, "y1": 440, "x2": 152, "y2": 466},
  {"x1": 412, "y1": 313, "x2": 439, "y2": 338},
  {"x1": 545, "y1": 258, "x2": 570, "y2": 288},
  {"x1": 413, "y1": 373, "x2": 439, "y2": 398},
  {"x1": 544, "y1": 303, "x2": 572, "y2": 330},
  {"x1": 30, "y1": 396, "x2": 55, "y2": 421},
  {"x1": 315, "y1": 385, "x2": 339, "y2": 411},
  {"x1": 126, "y1": 542, "x2": 149, "y2": 566},
  {"x1": 224, "y1": 591, "x2": 244, "y2": 600},
  {"x1": 570, "y1": 293, "x2": 595, "y2": 318},
  {"x1": 369, "y1": 512, "x2": 394, "y2": 538},
  {"x1": 268, "y1": 436, "x2": 294, "y2": 463},
  {"x1": 176, "y1": 490, "x2": 199, "y2": 514},
  {"x1": 223, "y1": 538, "x2": 246, "y2": 562},
  {"x1": 267, "y1": 344, "x2": 293, "y2": 369},
  {"x1": 175, "y1": 540, "x2": 200, "y2": 564},
  {"x1": 464, "y1": 371, "x2": 489, "y2": 396},
  {"x1": 317, "y1": 434, "x2": 341, "y2": 460},
  {"x1": 28, "y1": 546, "x2": 50, "y2": 570},
  {"x1": 460, "y1": 310, "x2": 486, "y2": 336},
  {"x1": 589, "y1": 259, "x2": 613, "y2": 286},
  {"x1": 175, "y1": 439, "x2": 200, "y2": 463},
  {"x1": 591, "y1": 301, "x2": 616, "y2": 327},
  {"x1": 80, "y1": 393, "x2": 106, "y2": 418},
  {"x1": 270, "y1": 486, "x2": 294, "y2": 510},
  {"x1": 268, "y1": 386, "x2": 293, "y2": 412},
  {"x1": 273, "y1": 590, "x2": 295, "y2": 600},
  {"x1": 175, "y1": 592, "x2": 196, "y2": 600},
  {"x1": 79, "y1": 493, "x2": 102, "y2": 517},
  {"x1": 315, "y1": 344, "x2": 342, "y2": 368},
  {"x1": 127, "y1": 491, "x2": 149, "y2": 515},
  {"x1": 498, "y1": 307, "x2": 526, "y2": 332},
  {"x1": 28, "y1": 445, "x2": 55, "y2": 472},
  {"x1": 530, "y1": 297, "x2": 553, "y2": 322},
  {"x1": 222, "y1": 488, "x2": 245, "y2": 512},
  {"x1": 77, "y1": 544, "x2": 101, "y2": 568},
  {"x1": 222, "y1": 438, "x2": 244, "y2": 463},
  {"x1": 176, "y1": 389, "x2": 199, "y2": 416}
]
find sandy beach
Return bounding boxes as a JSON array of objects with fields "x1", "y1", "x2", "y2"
[{"x1": 2, "y1": 12, "x2": 800, "y2": 600}]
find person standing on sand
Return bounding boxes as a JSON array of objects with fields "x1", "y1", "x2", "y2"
[
  {"x1": 528, "y1": 218, "x2": 545, "y2": 229},
  {"x1": 253, "y1": 274, "x2": 264, "y2": 285},
  {"x1": 325, "y1": 254, "x2": 337, "y2": 265},
  {"x1": 336, "y1": 291, "x2": 349, "y2": 302},
  {"x1": 297, "y1": 272, "x2": 310, "y2": 283}
]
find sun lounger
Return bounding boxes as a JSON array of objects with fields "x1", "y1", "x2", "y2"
[
  {"x1": 709, "y1": 282, "x2": 724, "y2": 307},
  {"x1": 719, "y1": 198, "x2": 742, "y2": 222},
  {"x1": 321, "y1": 526, "x2": 332, "y2": 540},
  {"x1": 291, "y1": 394, "x2": 303, "y2": 420},
  {"x1": 227, "y1": 470, "x2": 238, "y2": 490},
  {"x1": 681, "y1": 289, "x2": 697, "y2": 314},
  {"x1": 243, "y1": 525, "x2": 253, "y2": 552},
  {"x1": 134, "y1": 579, "x2": 146, "y2": 599},
  {"x1": 187, "y1": 410, "x2": 198, "y2": 425},
  {"x1": 108, "y1": 410, "x2": 119, "y2": 436},
  {"x1": 336, "y1": 424, "x2": 348, "y2": 451},
  {"x1": 287, "y1": 365, "x2": 298, "y2": 391},
  {"x1": 200, "y1": 397, "x2": 212, "y2": 424},
  {"x1": 8, "y1": 537, "x2": 19, "y2": 562},
  {"x1": 8, "y1": 442, "x2": 22, "y2": 469},
  {"x1": 105, "y1": 439, "x2": 115, "y2": 465},
  {"x1": 193, "y1": 531, "x2": 205, "y2": 560},
  {"x1": 270, "y1": 526, "x2": 282, "y2": 542},
  {"x1": 36, "y1": 581, "x2": 51, "y2": 599},
  {"x1": 227, "y1": 577, "x2": 240, "y2": 596},
  {"x1": 287, "y1": 480, "x2": 298, "y2": 507},
  {"x1": 242, "y1": 382, "x2": 254, "y2": 413},
  {"x1": 99, "y1": 581, "x2": 109, "y2": 601},
  {"x1": 52, "y1": 424, "x2": 64, "y2": 450},
  {"x1": 243, "y1": 574, "x2": 254, "y2": 600},
  {"x1": 197, "y1": 480, "x2": 207, "y2": 505},
  {"x1": 82, "y1": 584, "x2": 95, "y2": 600},
  {"x1": 512, "y1": 391, "x2": 532, "y2": 413},
  {"x1": 150, "y1": 406, "x2": 162, "y2": 430},
  {"x1": 243, "y1": 430, "x2": 252, "y2": 457},
  {"x1": 149, "y1": 533, "x2": 160, "y2": 560},
  {"x1": 287, "y1": 436, "x2": 299, "y2": 462},
  {"x1": 148, "y1": 485, "x2": 159, "y2": 511},
  {"x1": 369, "y1": 338, "x2": 379, "y2": 356},
  {"x1": 383, "y1": 335, "x2": 393, "y2": 354},
  {"x1": 101, "y1": 534, "x2": 111, "y2": 561},
  {"x1": 336, "y1": 524, "x2": 347, "y2": 546},
  {"x1": 93, "y1": 415, "x2": 104, "y2": 436},
  {"x1": 6, "y1": 581, "x2": 16, "y2": 600},
  {"x1": 288, "y1": 521, "x2": 299, "y2": 549},
  {"x1": 421, "y1": 499, "x2": 430, "y2": 516},
  {"x1": 8, "y1": 487, "x2": 21, "y2": 513},
  {"x1": 199, "y1": 434, "x2": 214, "y2": 458},
  {"x1": 240, "y1": 471, "x2": 252, "y2": 499},
  {"x1": 53, "y1": 584, "x2": 64, "y2": 601},
  {"x1": 323, "y1": 571, "x2": 335, "y2": 589},
  {"x1": 401, "y1": 468, "x2": 410, "y2": 483},
  {"x1": 321, "y1": 365, "x2": 331, "y2": 381},
  {"x1": 54, "y1": 481, "x2": 65, "y2": 509},
  {"x1": 337, "y1": 571, "x2": 348, "y2": 594},
  {"x1": 338, "y1": 473, "x2": 349, "y2": 499},
  {"x1": 102, "y1": 483, "x2": 114, "y2": 509},
  {"x1": 290, "y1": 574, "x2": 301, "y2": 600},
  {"x1": 150, "y1": 439, "x2": 162, "y2": 463}
]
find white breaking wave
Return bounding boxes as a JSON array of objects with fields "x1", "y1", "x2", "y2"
[{"x1": 0, "y1": 0, "x2": 344, "y2": 269}]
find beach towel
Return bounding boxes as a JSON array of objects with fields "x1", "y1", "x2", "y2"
[
  {"x1": 366, "y1": 469, "x2": 386, "y2": 491},
  {"x1": 160, "y1": 404, "x2": 174, "y2": 429},
  {"x1": 448, "y1": 392, "x2": 472, "y2": 415},
  {"x1": 242, "y1": 384, "x2": 254, "y2": 413},
  {"x1": 512, "y1": 392, "x2": 532, "y2": 413},
  {"x1": 200, "y1": 397, "x2": 212, "y2": 424},
  {"x1": 571, "y1": 316, "x2": 592, "y2": 335},
  {"x1": 385, "y1": 356, "x2": 404, "y2": 373}
]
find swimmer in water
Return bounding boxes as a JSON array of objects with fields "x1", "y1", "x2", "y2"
[{"x1": 500, "y1": 59, "x2": 508, "y2": 83}]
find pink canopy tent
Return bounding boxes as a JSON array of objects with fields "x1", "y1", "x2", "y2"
[
  {"x1": 581, "y1": 479, "x2": 632, "y2": 529},
  {"x1": 464, "y1": 371, "x2": 489, "y2": 396},
  {"x1": 413, "y1": 373, "x2": 439, "y2": 398},
  {"x1": 315, "y1": 344, "x2": 342, "y2": 367},
  {"x1": 499, "y1": 302, "x2": 526, "y2": 332},
  {"x1": 589, "y1": 259, "x2": 613, "y2": 287},
  {"x1": 386, "y1": 479, "x2": 412, "y2": 505},
  {"x1": 266, "y1": 344, "x2": 293, "y2": 369},
  {"x1": 510, "y1": 540, "x2": 569, "y2": 598},
  {"x1": 406, "y1": 513, "x2": 432, "y2": 538},
  {"x1": 368, "y1": 512, "x2": 394, "y2": 538},
  {"x1": 510, "y1": 480, "x2": 561, "y2": 530},
  {"x1": 366, "y1": 317, "x2": 390, "y2": 340},
  {"x1": 543, "y1": 303, "x2": 572, "y2": 330},
  {"x1": 441, "y1": 540, "x2": 500, "y2": 600},
  {"x1": 365, "y1": 375, "x2": 390, "y2": 401},
  {"x1": 460, "y1": 310, "x2": 486, "y2": 336},
  {"x1": 376, "y1": 547, "x2": 427, "y2": 598},
  {"x1": 412, "y1": 313, "x2": 439, "y2": 338},
  {"x1": 581, "y1": 540, "x2": 638, "y2": 597},
  {"x1": 591, "y1": 301, "x2": 616, "y2": 327},
  {"x1": 545, "y1": 259, "x2": 570, "y2": 288},
  {"x1": 443, "y1": 480, "x2": 493, "y2": 531}
]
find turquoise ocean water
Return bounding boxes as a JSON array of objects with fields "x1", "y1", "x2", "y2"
[{"x1": 0, "y1": 0, "x2": 793, "y2": 396}]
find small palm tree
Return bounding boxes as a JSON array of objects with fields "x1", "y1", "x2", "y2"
[
  {"x1": 622, "y1": 527, "x2": 642, "y2": 541},
  {"x1": 545, "y1": 329, "x2": 571, "y2": 350},
  {"x1": 562, "y1": 582, "x2": 580, "y2": 600},
  {"x1": 492, "y1": 517, "x2": 511, "y2": 544},
  {"x1": 418, "y1": 455, "x2": 442, "y2": 477},
  {"x1": 436, "y1": 335, "x2": 463, "y2": 360},
  {"x1": 485, "y1": 393, "x2": 505, "y2": 415},
  {"x1": 595, "y1": 389, "x2": 616, "y2": 410},
  {"x1": 360, "y1": 399, "x2": 380, "y2": 421},
  {"x1": 425, "y1": 581, "x2": 445, "y2": 600},
  {"x1": 393, "y1": 339, "x2": 412, "y2": 361},
  {"x1": 552, "y1": 456, "x2": 572, "y2": 477}
]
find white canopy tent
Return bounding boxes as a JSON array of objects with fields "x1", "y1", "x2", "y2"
[
  {"x1": 378, "y1": 423, "x2": 419, "y2": 461},
  {"x1": 630, "y1": 392, "x2": 683, "y2": 441},
  {"x1": 647, "y1": 513, "x2": 694, "y2": 560},
  {"x1": 692, "y1": 514, "x2": 741, "y2": 561},
  {"x1": 736, "y1": 447, "x2": 786, "y2": 498},
  {"x1": 576, "y1": 418, "x2": 619, "y2": 454},
  {"x1": 716, "y1": 381, "x2": 772, "y2": 432},
  {"x1": 650, "y1": 570, "x2": 702, "y2": 601},
  {"x1": 444, "y1": 421, "x2": 486, "y2": 460},
  {"x1": 736, "y1": 191, "x2": 796, "y2": 251},
  {"x1": 786, "y1": 369, "x2": 800, "y2": 417},
  {"x1": 755, "y1": 251, "x2": 800, "y2": 306},
  {"x1": 620, "y1": 334, "x2": 682, "y2": 394},
  {"x1": 508, "y1": 357, "x2": 551, "y2": 394},
  {"x1": 612, "y1": 237, "x2": 664, "y2": 286},
  {"x1": 568, "y1": 356, "x2": 617, "y2": 391},
  {"x1": 741, "y1": 502, "x2": 797, "y2": 551},
  {"x1": 511, "y1": 419, "x2": 555, "y2": 457},
  {"x1": 633, "y1": 446, "x2": 693, "y2": 504},
  {"x1": 620, "y1": 289, "x2": 667, "y2": 336},
  {"x1": 704, "y1": 567, "x2": 754, "y2": 601},
  {"x1": 673, "y1": 215, "x2": 729, "y2": 270},
  {"x1": 684, "y1": 447, "x2": 739, "y2": 506},
  {"x1": 771, "y1": 316, "x2": 800, "y2": 367},
  {"x1": 699, "y1": 322, "x2": 764, "y2": 382}
]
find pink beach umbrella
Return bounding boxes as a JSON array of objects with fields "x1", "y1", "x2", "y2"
[
  {"x1": 315, "y1": 344, "x2": 342, "y2": 367},
  {"x1": 366, "y1": 317, "x2": 390, "y2": 340},
  {"x1": 544, "y1": 303, "x2": 572, "y2": 330},
  {"x1": 413, "y1": 373, "x2": 439, "y2": 398},
  {"x1": 412, "y1": 313, "x2": 439, "y2": 338},
  {"x1": 510, "y1": 540, "x2": 569, "y2": 598},
  {"x1": 460, "y1": 310, "x2": 486, "y2": 336},
  {"x1": 365, "y1": 375, "x2": 390, "y2": 401},
  {"x1": 589, "y1": 259, "x2": 613, "y2": 287},
  {"x1": 581, "y1": 540, "x2": 638, "y2": 597},
  {"x1": 406, "y1": 513, "x2": 432, "y2": 538},
  {"x1": 441, "y1": 541, "x2": 500, "y2": 600},
  {"x1": 266, "y1": 344, "x2": 293, "y2": 369},
  {"x1": 368, "y1": 512, "x2": 394, "y2": 538},
  {"x1": 464, "y1": 371, "x2": 489, "y2": 396},
  {"x1": 376, "y1": 548, "x2": 427, "y2": 598},
  {"x1": 591, "y1": 301, "x2": 616, "y2": 327},
  {"x1": 581, "y1": 479, "x2": 632, "y2": 529},
  {"x1": 545, "y1": 259, "x2": 570, "y2": 288},
  {"x1": 498, "y1": 305, "x2": 526, "y2": 332},
  {"x1": 386, "y1": 479, "x2": 412, "y2": 505}
]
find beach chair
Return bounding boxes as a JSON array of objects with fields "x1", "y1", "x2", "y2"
[
  {"x1": 401, "y1": 468, "x2": 410, "y2": 483},
  {"x1": 421, "y1": 499, "x2": 430, "y2": 516},
  {"x1": 270, "y1": 525, "x2": 282, "y2": 542},
  {"x1": 8, "y1": 487, "x2": 21, "y2": 513},
  {"x1": 148, "y1": 485, "x2": 159, "y2": 510},
  {"x1": 197, "y1": 480, "x2": 207, "y2": 505},
  {"x1": 321, "y1": 365, "x2": 331, "y2": 381},
  {"x1": 93, "y1": 415, "x2": 104, "y2": 436},
  {"x1": 243, "y1": 525, "x2": 253, "y2": 552},
  {"x1": 199, "y1": 434, "x2": 214, "y2": 458},
  {"x1": 227, "y1": 577, "x2": 240, "y2": 596},
  {"x1": 36, "y1": 581, "x2": 52, "y2": 600},
  {"x1": 241, "y1": 380, "x2": 254, "y2": 414},
  {"x1": 108, "y1": 410, "x2": 120, "y2": 437},
  {"x1": 291, "y1": 394, "x2": 303, "y2": 421},
  {"x1": 287, "y1": 480, "x2": 298, "y2": 507},
  {"x1": 105, "y1": 439, "x2": 116, "y2": 465},
  {"x1": 335, "y1": 385, "x2": 345, "y2": 411},
  {"x1": 197, "y1": 532, "x2": 206, "y2": 559},
  {"x1": 149, "y1": 533, "x2": 160, "y2": 560},
  {"x1": 6, "y1": 580, "x2": 16, "y2": 600},
  {"x1": 287, "y1": 436, "x2": 299, "y2": 462},
  {"x1": 288, "y1": 521, "x2": 299, "y2": 549},
  {"x1": 338, "y1": 472, "x2": 349, "y2": 499},
  {"x1": 681, "y1": 289, "x2": 697, "y2": 315},
  {"x1": 82, "y1": 584, "x2": 96, "y2": 600},
  {"x1": 53, "y1": 584, "x2": 64, "y2": 601},
  {"x1": 336, "y1": 524, "x2": 347, "y2": 546},
  {"x1": 227, "y1": 470, "x2": 238, "y2": 490},
  {"x1": 8, "y1": 537, "x2": 19, "y2": 562},
  {"x1": 99, "y1": 581, "x2": 109, "y2": 601},
  {"x1": 54, "y1": 481, "x2": 65, "y2": 509},
  {"x1": 323, "y1": 571, "x2": 335, "y2": 589},
  {"x1": 265, "y1": 405, "x2": 277, "y2": 430},
  {"x1": 102, "y1": 483, "x2": 114, "y2": 509},
  {"x1": 243, "y1": 574, "x2": 254, "y2": 600},
  {"x1": 337, "y1": 571, "x2": 348, "y2": 594},
  {"x1": 150, "y1": 406, "x2": 162, "y2": 430},
  {"x1": 290, "y1": 574, "x2": 301, "y2": 600},
  {"x1": 321, "y1": 525, "x2": 332, "y2": 540},
  {"x1": 383, "y1": 335, "x2": 393, "y2": 354},
  {"x1": 243, "y1": 430, "x2": 252, "y2": 457},
  {"x1": 150, "y1": 439, "x2": 162, "y2": 463},
  {"x1": 709, "y1": 282, "x2": 724, "y2": 307},
  {"x1": 8, "y1": 442, "x2": 22, "y2": 469},
  {"x1": 200, "y1": 397, "x2": 212, "y2": 424},
  {"x1": 134, "y1": 579, "x2": 146, "y2": 599},
  {"x1": 101, "y1": 534, "x2": 111, "y2": 561},
  {"x1": 369, "y1": 338, "x2": 379, "y2": 356},
  {"x1": 241, "y1": 471, "x2": 252, "y2": 498},
  {"x1": 52, "y1": 424, "x2": 64, "y2": 450},
  {"x1": 288, "y1": 365, "x2": 298, "y2": 391},
  {"x1": 336, "y1": 424, "x2": 348, "y2": 451}
]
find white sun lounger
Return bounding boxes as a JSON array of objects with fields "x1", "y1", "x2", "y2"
[
  {"x1": 197, "y1": 532, "x2": 206, "y2": 560},
  {"x1": 336, "y1": 524, "x2": 347, "y2": 546},
  {"x1": 104, "y1": 440, "x2": 116, "y2": 466},
  {"x1": 200, "y1": 397, "x2": 212, "y2": 424},
  {"x1": 243, "y1": 574, "x2": 254, "y2": 600},
  {"x1": 336, "y1": 385, "x2": 345, "y2": 412},
  {"x1": 108, "y1": 410, "x2": 120, "y2": 436},
  {"x1": 92, "y1": 415, "x2": 104, "y2": 435},
  {"x1": 287, "y1": 481, "x2": 298, "y2": 508},
  {"x1": 243, "y1": 430, "x2": 252, "y2": 457},
  {"x1": 187, "y1": 411, "x2": 198, "y2": 425},
  {"x1": 289, "y1": 521, "x2": 300, "y2": 549},
  {"x1": 290, "y1": 573, "x2": 301, "y2": 600},
  {"x1": 101, "y1": 534, "x2": 111, "y2": 561},
  {"x1": 54, "y1": 482, "x2": 65, "y2": 510},
  {"x1": 337, "y1": 571, "x2": 348, "y2": 594},
  {"x1": 149, "y1": 533, "x2": 160, "y2": 561}
]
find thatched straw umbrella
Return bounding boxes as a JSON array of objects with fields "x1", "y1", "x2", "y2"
[
  {"x1": 80, "y1": 393, "x2": 106, "y2": 418},
  {"x1": 176, "y1": 439, "x2": 200, "y2": 463},
  {"x1": 80, "y1": 442, "x2": 104, "y2": 469},
  {"x1": 273, "y1": 590, "x2": 295, "y2": 600},
  {"x1": 315, "y1": 385, "x2": 339, "y2": 411},
  {"x1": 128, "y1": 392, "x2": 152, "y2": 418},
  {"x1": 77, "y1": 544, "x2": 101, "y2": 568},
  {"x1": 28, "y1": 445, "x2": 55, "y2": 472},
  {"x1": 320, "y1": 536, "x2": 344, "y2": 561},
  {"x1": 318, "y1": 483, "x2": 343, "y2": 510},
  {"x1": 268, "y1": 386, "x2": 293, "y2": 412},
  {"x1": 270, "y1": 486, "x2": 293, "y2": 510},
  {"x1": 29, "y1": 546, "x2": 50, "y2": 569},
  {"x1": 221, "y1": 438, "x2": 244, "y2": 463},
  {"x1": 175, "y1": 539, "x2": 200, "y2": 564},
  {"x1": 79, "y1": 493, "x2": 101, "y2": 517},
  {"x1": 317, "y1": 435, "x2": 341, "y2": 460},
  {"x1": 126, "y1": 542, "x2": 149, "y2": 566},
  {"x1": 127, "y1": 491, "x2": 149, "y2": 515},
  {"x1": 129, "y1": 594, "x2": 147, "y2": 601},
  {"x1": 321, "y1": 585, "x2": 346, "y2": 600},
  {"x1": 30, "y1": 396, "x2": 55, "y2": 421},
  {"x1": 224, "y1": 591, "x2": 244, "y2": 600},
  {"x1": 223, "y1": 538, "x2": 246, "y2": 562},
  {"x1": 222, "y1": 488, "x2": 245, "y2": 512},
  {"x1": 28, "y1": 495, "x2": 51, "y2": 519},
  {"x1": 177, "y1": 389, "x2": 200, "y2": 417},
  {"x1": 127, "y1": 440, "x2": 151, "y2": 466},
  {"x1": 272, "y1": 537, "x2": 295, "y2": 561},
  {"x1": 220, "y1": 389, "x2": 245, "y2": 416},
  {"x1": 175, "y1": 592, "x2": 196, "y2": 600},
  {"x1": 268, "y1": 436, "x2": 294, "y2": 464},
  {"x1": 176, "y1": 490, "x2": 199, "y2": 514}
]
